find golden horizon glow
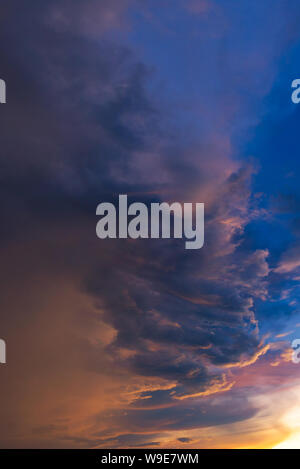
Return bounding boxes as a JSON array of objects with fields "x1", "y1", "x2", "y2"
[{"x1": 272, "y1": 404, "x2": 300, "y2": 449}]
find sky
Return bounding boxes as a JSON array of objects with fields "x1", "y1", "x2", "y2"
[{"x1": 0, "y1": 0, "x2": 300, "y2": 449}]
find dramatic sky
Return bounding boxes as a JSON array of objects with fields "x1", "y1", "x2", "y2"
[{"x1": 1, "y1": 0, "x2": 300, "y2": 449}]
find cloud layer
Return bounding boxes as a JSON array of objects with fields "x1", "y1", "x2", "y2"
[{"x1": 0, "y1": 0, "x2": 300, "y2": 448}]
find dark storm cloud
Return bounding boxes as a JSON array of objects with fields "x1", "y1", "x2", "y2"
[
  {"x1": 0, "y1": 1, "x2": 158, "y2": 243},
  {"x1": 97, "y1": 388, "x2": 258, "y2": 435},
  {"x1": 0, "y1": 0, "x2": 295, "y2": 448},
  {"x1": 177, "y1": 437, "x2": 191, "y2": 443}
]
